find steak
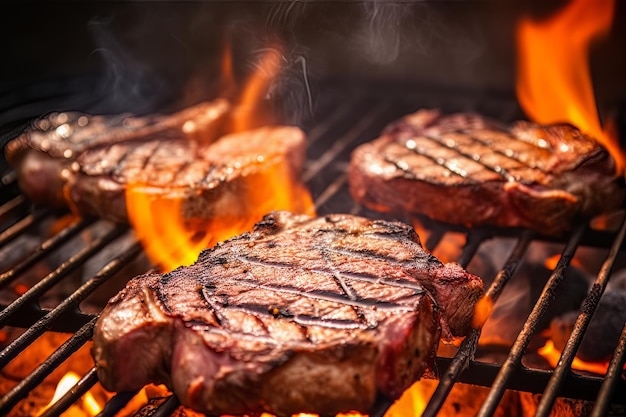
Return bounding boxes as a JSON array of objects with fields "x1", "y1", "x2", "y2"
[
  {"x1": 92, "y1": 211, "x2": 483, "y2": 416},
  {"x1": 4, "y1": 100, "x2": 310, "y2": 224},
  {"x1": 349, "y1": 109, "x2": 625, "y2": 235}
]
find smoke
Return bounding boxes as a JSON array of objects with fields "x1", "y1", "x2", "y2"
[
  {"x1": 358, "y1": 2, "x2": 410, "y2": 65},
  {"x1": 266, "y1": 0, "x2": 308, "y2": 31},
  {"x1": 88, "y1": 17, "x2": 170, "y2": 114},
  {"x1": 79, "y1": 1, "x2": 494, "y2": 120},
  {"x1": 226, "y1": 8, "x2": 314, "y2": 125}
]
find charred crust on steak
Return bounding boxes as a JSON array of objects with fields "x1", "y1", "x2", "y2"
[
  {"x1": 5, "y1": 103, "x2": 309, "y2": 227},
  {"x1": 349, "y1": 109, "x2": 625, "y2": 235},
  {"x1": 93, "y1": 211, "x2": 483, "y2": 415}
]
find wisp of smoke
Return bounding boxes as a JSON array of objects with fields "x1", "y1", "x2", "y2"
[
  {"x1": 359, "y1": 2, "x2": 411, "y2": 65},
  {"x1": 88, "y1": 17, "x2": 167, "y2": 114}
]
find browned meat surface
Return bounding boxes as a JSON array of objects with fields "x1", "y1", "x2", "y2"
[
  {"x1": 4, "y1": 100, "x2": 308, "y2": 224},
  {"x1": 92, "y1": 211, "x2": 483, "y2": 416},
  {"x1": 349, "y1": 109, "x2": 625, "y2": 235}
]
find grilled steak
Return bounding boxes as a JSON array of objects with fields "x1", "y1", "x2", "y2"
[
  {"x1": 349, "y1": 109, "x2": 625, "y2": 235},
  {"x1": 92, "y1": 211, "x2": 483, "y2": 416},
  {"x1": 4, "y1": 100, "x2": 309, "y2": 224}
]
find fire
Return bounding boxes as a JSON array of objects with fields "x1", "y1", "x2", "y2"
[
  {"x1": 516, "y1": 0, "x2": 624, "y2": 173},
  {"x1": 219, "y1": 42, "x2": 237, "y2": 98},
  {"x1": 127, "y1": 159, "x2": 314, "y2": 272},
  {"x1": 125, "y1": 184, "x2": 215, "y2": 271},
  {"x1": 538, "y1": 339, "x2": 614, "y2": 375},
  {"x1": 544, "y1": 253, "x2": 583, "y2": 271},
  {"x1": 385, "y1": 380, "x2": 431, "y2": 417},
  {"x1": 230, "y1": 47, "x2": 283, "y2": 133},
  {"x1": 126, "y1": 43, "x2": 314, "y2": 272},
  {"x1": 258, "y1": 412, "x2": 370, "y2": 417},
  {"x1": 37, "y1": 372, "x2": 101, "y2": 417},
  {"x1": 472, "y1": 294, "x2": 494, "y2": 329}
]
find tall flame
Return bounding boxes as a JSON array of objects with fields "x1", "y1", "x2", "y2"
[
  {"x1": 126, "y1": 185, "x2": 214, "y2": 271},
  {"x1": 230, "y1": 47, "x2": 283, "y2": 133},
  {"x1": 125, "y1": 42, "x2": 314, "y2": 272},
  {"x1": 516, "y1": 0, "x2": 623, "y2": 173},
  {"x1": 127, "y1": 159, "x2": 314, "y2": 272}
]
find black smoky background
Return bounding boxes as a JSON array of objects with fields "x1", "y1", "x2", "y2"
[
  {"x1": 1, "y1": 2, "x2": 625, "y2": 124},
  {"x1": 0, "y1": 1, "x2": 625, "y2": 172}
]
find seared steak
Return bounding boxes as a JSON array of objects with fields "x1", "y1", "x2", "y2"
[
  {"x1": 92, "y1": 211, "x2": 483, "y2": 416},
  {"x1": 4, "y1": 100, "x2": 309, "y2": 224},
  {"x1": 349, "y1": 109, "x2": 625, "y2": 235}
]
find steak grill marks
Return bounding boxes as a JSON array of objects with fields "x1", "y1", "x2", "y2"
[
  {"x1": 383, "y1": 127, "x2": 553, "y2": 183},
  {"x1": 178, "y1": 226, "x2": 430, "y2": 334}
]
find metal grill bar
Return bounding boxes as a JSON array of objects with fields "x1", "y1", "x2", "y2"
[
  {"x1": 306, "y1": 95, "x2": 364, "y2": 147},
  {"x1": 303, "y1": 100, "x2": 391, "y2": 183},
  {"x1": 97, "y1": 390, "x2": 141, "y2": 417},
  {"x1": 434, "y1": 357, "x2": 619, "y2": 400},
  {"x1": 456, "y1": 229, "x2": 492, "y2": 268},
  {"x1": 422, "y1": 231, "x2": 534, "y2": 417},
  {"x1": 0, "y1": 224, "x2": 127, "y2": 328},
  {"x1": 312, "y1": 173, "x2": 348, "y2": 210},
  {"x1": 0, "y1": 208, "x2": 54, "y2": 248},
  {"x1": 0, "y1": 217, "x2": 95, "y2": 286},
  {"x1": 535, "y1": 216, "x2": 626, "y2": 416},
  {"x1": 39, "y1": 367, "x2": 99, "y2": 417},
  {"x1": 0, "y1": 242, "x2": 143, "y2": 368},
  {"x1": 590, "y1": 322, "x2": 626, "y2": 417},
  {"x1": 0, "y1": 195, "x2": 26, "y2": 220},
  {"x1": 476, "y1": 225, "x2": 586, "y2": 417},
  {"x1": 0, "y1": 319, "x2": 96, "y2": 415},
  {"x1": 152, "y1": 396, "x2": 182, "y2": 417}
]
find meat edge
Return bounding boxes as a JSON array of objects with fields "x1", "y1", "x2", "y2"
[
  {"x1": 348, "y1": 140, "x2": 625, "y2": 235},
  {"x1": 93, "y1": 279, "x2": 441, "y2": 416}
]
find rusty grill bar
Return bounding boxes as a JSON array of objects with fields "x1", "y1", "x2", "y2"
[{"x1": 1, "y1": 87, "x2": 626, "y2": 416}]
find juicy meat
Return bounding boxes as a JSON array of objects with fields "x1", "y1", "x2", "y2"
[
  {"x1": 4, "y1": 100, "x2": 308, "y2": 224},
  {"x1": 349, "y1": 109, "x2": 625, "y2": 235},
  {"x1": 92, "y1": 211, "x2": 483, "y2": 416}
]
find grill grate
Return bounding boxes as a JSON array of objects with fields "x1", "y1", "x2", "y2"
[{"x1": 1, "y1": 85, "x2": 625, "y2": 416}]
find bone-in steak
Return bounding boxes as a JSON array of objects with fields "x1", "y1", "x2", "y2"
[
  {"x1": 4, "y1": 100, "x2": 309, "y2": 224},
  {"x1": 349, "y1": 109, "x2": 625, "y2": 235},
  {"x1": 92, "y1": 211, "x2": 483, "y2": 416}
]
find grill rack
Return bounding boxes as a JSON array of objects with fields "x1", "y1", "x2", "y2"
[{"x1": 0, "y1": 85, "x2": 625, "y2": 416}]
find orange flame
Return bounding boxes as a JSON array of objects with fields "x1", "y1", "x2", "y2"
[
  {"x1": 538, "y1": 339, "x2": 617, "y2": 375},
  {"x1": 472, "y1": 295, "x2": 494, "y2": 329},
  {"x1": 385, "y1": 380, "x2": 431, "y2": 417},
  {"x1": 544, "y1": 253, "x2": 584, "y2": 271},
  {"x1": 516, "y1": 0, "x2": 623, "y2": 174},
  {"x1": 127, "y1": 159, "x2": 314, "y2": 272},
  {"x1": 230, "y1": 47, "x2": 283, "y2": 133},
  {"x1": 125, "y1": 185, "x2": 214, "y2": 271},
  {"x1": 126, "y1": 42, "x2": 314, "y2": 272},
  {"x1": 37, "y1": 372, "x2": 102, "y2": 417},
  {"x1": 220, "y1": 42, "x2": 237, "y2": 98},
  {"x1": 259, "y1": 412, "x2": 366, "y2": 417}
]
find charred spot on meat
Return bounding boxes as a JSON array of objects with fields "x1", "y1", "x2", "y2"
[
  {"x1": 4, "y1": 100, "x2": 308, "y2": 226},
  {"x1": 348, "y1": 109, "x2": 625, "y2": 235},
  {"x1": 92, "y1": 211, "x2": 483, "y2": 416}
]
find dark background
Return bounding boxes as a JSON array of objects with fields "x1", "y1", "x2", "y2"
[{"x1": 1, "y1": 1, "x2": 624, "y2": 116}]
